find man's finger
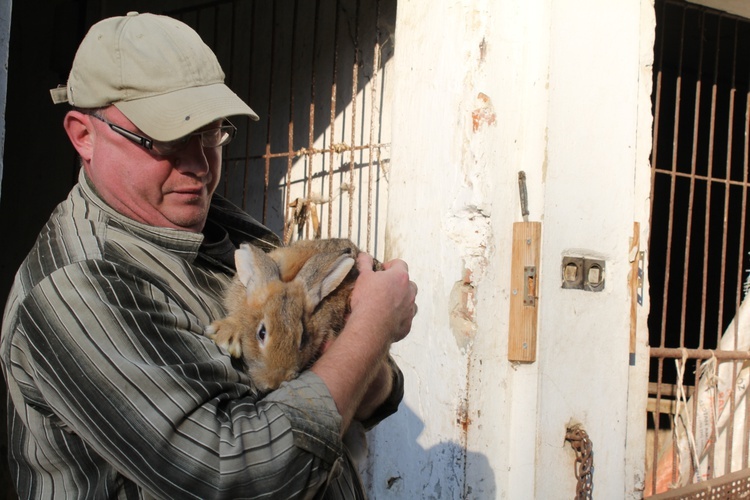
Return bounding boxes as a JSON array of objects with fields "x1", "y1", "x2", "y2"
[
  {"x1": 382, "y1": 258, "x2": 408, "y2": 273},
  {"x1": 356, "y1": 252, "x2": 375, "y2": 273}
]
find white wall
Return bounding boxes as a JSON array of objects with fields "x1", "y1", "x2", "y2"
[{"x1": 366, "y1": 0, "x2": 655, "y2": 498}]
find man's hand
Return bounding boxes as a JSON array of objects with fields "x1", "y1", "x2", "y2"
[
  {"x1": 311, "y1": 252, "x2": 418, "y2": 432},
  {"x1": 349, "y1": 253, "x2": 418, "y2": 344}
]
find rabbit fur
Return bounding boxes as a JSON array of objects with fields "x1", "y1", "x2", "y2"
[{"x1": 207, "y1": 238, "x2": 371, "y2": 391}]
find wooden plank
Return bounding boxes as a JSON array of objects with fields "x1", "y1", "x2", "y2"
[
  {"x1": 646, "y1": 397, "x2": 679, "y2": 416},
  {"x1": 508, "y1": 221, "x2": 541, "y2": 362}
]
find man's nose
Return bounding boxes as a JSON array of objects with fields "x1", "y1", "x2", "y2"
[{"x1": 174, "y1": 136, "x2": 210, "y2": 175}]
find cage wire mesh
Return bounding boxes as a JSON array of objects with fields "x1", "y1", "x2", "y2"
[
  {"x1": 167, "y1": 0, "x2": 395, "y2": 257},
  {"x1": 647, "y1": 0, "x2": 750, "y2": 495}
]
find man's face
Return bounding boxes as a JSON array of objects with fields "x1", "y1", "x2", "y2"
[{"x1": 83, "y1": 106, "x2": 223, "y2": 233}]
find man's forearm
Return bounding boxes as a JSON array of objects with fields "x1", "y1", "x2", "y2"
[
  {"x1": 353, "y1": 356, "x2": 393, "y2": 421},
  {"x1": 312, "y1": 253, "x2": 416, "y2": 434},
  {"x1": 311, "y1": 309, "x2": 391, "y2": 433}
]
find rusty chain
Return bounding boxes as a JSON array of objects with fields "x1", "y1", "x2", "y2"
[{"x1": 565, "y1": 425, "x2": 594, "y2": 500}]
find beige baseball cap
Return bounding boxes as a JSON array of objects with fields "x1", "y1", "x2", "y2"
[{"x1": 50, "y1": 11, "x2": 259, "y2": 141}]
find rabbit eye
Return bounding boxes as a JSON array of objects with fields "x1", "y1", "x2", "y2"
[{"x1": 257, "y1": 324, "x2": 267, "y2": 346}]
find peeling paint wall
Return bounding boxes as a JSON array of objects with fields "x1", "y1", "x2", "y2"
[{"x1": 365, "y1": 0, "x2": 654, "y2": 498}]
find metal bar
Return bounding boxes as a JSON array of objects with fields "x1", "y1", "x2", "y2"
[
  {"x1": 651, "y1": 169, "x2": 750, "y2": 188},
  {"x1": 226, "y1": 0, "x2": 238, "y2": 203},
  {"x1": 261, "y1": 2, "x2": 280, "y2": 224},
  {"x1": 679, "y1": 6, "x2": 705, "y2": 354},
  {"x1": 721, "y1": 17, "x2": 738, "y2": 477},
  {"x1": 650, "y1": 347, "x2": 750, "y2": 360},
  {"x1": 664, "y1": 5, "x2": 688, "y2": 486},
  {"x1": 225, "y1": 142, "x2": 389, "y2": 162},
  {"x1": 326, "y1": 0, "x2": 341, "y2": 238},
  {"x1": 649, "y1": 467, "x2": 750, "y2": 499},
  {"x1": 742, "y1": 41, "x2": 750, "y2": 472},
  {"x1": 304, "y1": 0, "x2": 322, "y2": 241},
  {"x1": 213, "y1": 4, "x2": 230, "y2": 201},
  {"x1": 650, "y1": 5, "x2": 669, "y2": 491},
  {"x1": 285, "y1": 0, "x2": 299, "y2": 239},
  {"x1": 648, "y1": 381, "x2": 695, "y2": 399},
  {"x1": 690, "y1": 9, "x2": 708, "y2": 481},
  {"x1": 345, "y1": 0, "x2": 360, "y2": 239},
  {"x1": 707, "y1": 358, "x2": 719, "y2": 479},
  {"x1": 365, "y1": 0, "x2": 380, "y2": 254},
  {"x1": 241, "y1": 0, "x2": 258, "y2": 212},
  {"x1": 660, "y1": 4, "x2": 686, "y2": 357},
  {"x1": 706, "y1": 20, "x2": 719, "y2": 351}
]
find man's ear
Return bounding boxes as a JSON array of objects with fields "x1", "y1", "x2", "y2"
[{"x1": 63, "y1": 111, "x2": 95, "y2": 164}]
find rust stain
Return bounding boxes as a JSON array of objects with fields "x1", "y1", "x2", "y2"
[
  {"x1": 456, "y1": 400, "x2": 472, "y2": 433},
  {"x1": 471, "y1": 92, "x2": 496, "y2": 132}
]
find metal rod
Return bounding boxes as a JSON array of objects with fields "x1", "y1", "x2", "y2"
[
  {"x1": 518, "y1": 171, "x2": 529, "y2": 222},
  {"x1": 721, "y1": 17, "x2": 738, "y2": 476},
  {"x1": 327, "y1": 0, "x2": 341, "y2": 238},
  {"x1": 650, "y1": 347, "x2": 750, "y2": 360},
  {"x1": 262, "y1": 1, "x2": 279, "y2": 224},
  {"x1": 241, "y1": 0, "x2": 259, "y2": 212},
  {"x1": 649, "y1": 2, "x2": 669, "y2": 491},
  {"x1": 741, "y1": 28, "x2": 750, "y2": 472},
  {"x1": 366, "y1": 0, "x2": 381, "y2": 254},
  {"x1": 286, "y1": 0, "x2": 299, "y2": 239},
  {"x1": 302, "y1": 0, "x2": 321, "y2": 241},
  {"x1": 347, "y1": 0, "x2": 361, "y2": 240}
]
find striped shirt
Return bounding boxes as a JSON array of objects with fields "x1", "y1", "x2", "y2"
[{"x1": 1, "y1": 170, "x2": 402, "y2": 499}]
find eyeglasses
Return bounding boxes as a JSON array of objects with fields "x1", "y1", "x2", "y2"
[{"x1": 89, "y1": 114, "x2": 237, "y2": 156}]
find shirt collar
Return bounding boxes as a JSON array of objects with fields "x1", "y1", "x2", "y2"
[{"x1": 78, "y1": 169, "x2": 205, "y2": 260}]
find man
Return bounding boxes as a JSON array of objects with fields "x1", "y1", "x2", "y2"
[{"x1": 1, "y1": 12, "x2": 417, "y2": 499}]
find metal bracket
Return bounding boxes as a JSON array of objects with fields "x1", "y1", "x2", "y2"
[
  {"x1": 637, "y1": 251, "x2": 645, "y2": 305},
  {"x1": 524, "y1": 266, "x2": 537, "y2": 306}
]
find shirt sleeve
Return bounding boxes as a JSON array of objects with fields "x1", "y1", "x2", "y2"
[
  {"x1": 5, "y1": 259, "x2": 345, "y2": 499},
  {"x1": 359, "y1": 354, "x2": 405, "y2": 430}
]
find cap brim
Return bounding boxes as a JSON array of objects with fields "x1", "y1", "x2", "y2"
[{"x1": 114, "y1": 83, "x2": 259, "y2": 141}]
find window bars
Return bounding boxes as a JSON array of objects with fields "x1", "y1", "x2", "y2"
[
  {"x1": 647, "y1": 0, "x2": 750, "y2": 495},
  {"x1": 167, "y1": 0, "x2": 395, "y2": 256}
]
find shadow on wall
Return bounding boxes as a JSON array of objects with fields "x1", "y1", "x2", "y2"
[{"x1": 363, "y1": 404, "x2": 496, "y2": 499}]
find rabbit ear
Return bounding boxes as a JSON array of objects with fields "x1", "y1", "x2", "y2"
[
  {"x1": 295, "y1": 251, "x2": 355, "y2": 308},
  {"x1": 235, "y1": 243, "x2": 280, "y2": 294}
]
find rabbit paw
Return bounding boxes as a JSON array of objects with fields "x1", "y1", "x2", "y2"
[{"x1": 205, "y1": 319, "x2": 244, "y2": 359}]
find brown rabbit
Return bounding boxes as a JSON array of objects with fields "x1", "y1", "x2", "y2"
[{"x1": 206, "y1": 238, "x2": 365, "y2": 391}]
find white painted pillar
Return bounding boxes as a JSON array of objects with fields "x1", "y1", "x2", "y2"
[
  {"x1": 366, "y1": 1, "x2": 654, "y2": 498},
  {"x1": 537, "y1": 2, "x2": 653, "y2": 498}
]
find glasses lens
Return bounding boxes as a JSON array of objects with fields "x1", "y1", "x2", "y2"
[
  {"x1": 149, "y1": 121, "x2": 236, "y2": 156},
  {"x1": 202, "y1": 124, "x2": 237, "y2": 148},
  {"x1": 151, "y1": 139, "x2": 186, "y2": 156},
  {"x1": 201, "y1": 128, "x2": 224, "y2": 148}
]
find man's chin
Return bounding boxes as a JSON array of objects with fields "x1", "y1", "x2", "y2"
[{"x1": 163, "y1": 206, "x2": 209, "y2": 232}]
